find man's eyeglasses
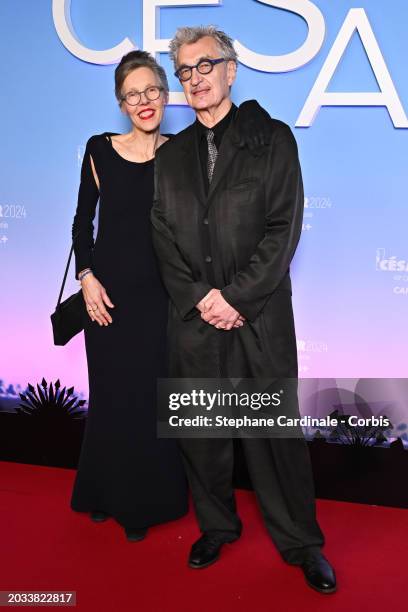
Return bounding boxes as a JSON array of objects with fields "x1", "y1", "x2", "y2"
[
  {"x1": 120, "y1": 85, "x2": 164, "y2": 106},
  {"x1": 174, "y1": 58, "x2": 227, "y2": 82}
]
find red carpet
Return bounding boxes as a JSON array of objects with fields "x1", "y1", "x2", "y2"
[{"x1": 1, "y1": 460, "x2": 406, "y2": 611}]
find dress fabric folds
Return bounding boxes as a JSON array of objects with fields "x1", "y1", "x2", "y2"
[{"x1": 70, "y1": 133, "x2": 188, "y2": 528}]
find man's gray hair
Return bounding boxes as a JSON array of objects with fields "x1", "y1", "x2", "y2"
[{"x1": 169, "y1": 25, "x2": 238, "y2": 68}]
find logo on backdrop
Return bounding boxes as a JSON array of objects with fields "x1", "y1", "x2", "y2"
[
  {"x1": 52, "y1": 0, "x2": 408, "y2": 127},
  {"x1": 297, "y1": 338, "x2": 329, "y2": 374},
  {"x1": 0, "y1": 204, "x2": 26, "y2": 247},
  {"x1": 376, "y1": 249, "x2": 408, "y2": 272},
  {"x1": 376, "y1": 248, "x2": 408, "y2": 295},
  {"x1": 302, "y1": 196, "x2": 334, "y2": 233}
]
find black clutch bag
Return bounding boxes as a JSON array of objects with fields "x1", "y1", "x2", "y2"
[{"x1": 51, "y1": 235, "x2": 88, "y2": 346}]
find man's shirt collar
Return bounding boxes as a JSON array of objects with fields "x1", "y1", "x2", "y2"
[{"x1": 195, "y1": 102, "x2": 237, "y2": 147}]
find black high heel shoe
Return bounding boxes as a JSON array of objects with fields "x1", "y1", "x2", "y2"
[
  {"x1": 90, "y1": 510, "x2": 110, "y2": 522},
  {"x1": 124, "y1": 527, "x2": 148, "y2": 542}
]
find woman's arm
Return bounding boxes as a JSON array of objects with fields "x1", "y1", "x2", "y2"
[
  {"x1": 72, "y1": 136, "x2": 100, "y2": 280},
  {"x1": 72, "y1": 136, "x2": 115, "y2": 326}
]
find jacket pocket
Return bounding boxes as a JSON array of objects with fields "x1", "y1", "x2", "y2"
[{"x1": 227, "y1": 177, "x2": 260, "y2": 191}]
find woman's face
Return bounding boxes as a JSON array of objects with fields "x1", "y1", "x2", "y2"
[{"x1": 120, "y1": 66, "x2": 167, "y2": 132}]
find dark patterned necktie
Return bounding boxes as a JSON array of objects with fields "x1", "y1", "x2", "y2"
[{"x1": 206, "y1": 129, "x2": 218, "y2": 182}]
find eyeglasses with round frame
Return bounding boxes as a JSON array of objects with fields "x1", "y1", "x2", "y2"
[
  {"x1": 174, "y1": 57, "x2": 228, "y2": 82},
  {"x1": 120, "y1": 85, "x2": 164, "y2": 106}
]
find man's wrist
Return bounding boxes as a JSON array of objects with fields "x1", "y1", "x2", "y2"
[
  {"x1": 220, "y1": 287, "x2": 235, "y2": 309},
  {"x1": 196, "y1": 288, "x2": 217, "y2": 308}
]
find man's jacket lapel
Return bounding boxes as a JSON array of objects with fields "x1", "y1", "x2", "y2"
[
  {"x1": 207, "y1": 123, "x2": 240, "y2": 203},
  {"x1": 180, "y1": 126, "x2": 206, "y2": 206},
  {"x1": 180, "y1": 120, "x2": 240, "y2": 207}
]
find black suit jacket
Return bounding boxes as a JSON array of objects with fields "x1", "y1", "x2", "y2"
[{"x1": 151, "y1": 108, "x2": 304, "y2": 378}]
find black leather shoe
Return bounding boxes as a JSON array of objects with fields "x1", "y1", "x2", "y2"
[
  {"x1": 90, "y1": 510, "x2": 110, "y2": 523},
  {"x1": 301, "y1": 551, "x2": 337, "y2": 594},
  {"x1": 124, "y1": 527, "x2": 148, "y2": 542},
  {"x1": 188, "y1": 533, "x2": 238, "y2": 569}
]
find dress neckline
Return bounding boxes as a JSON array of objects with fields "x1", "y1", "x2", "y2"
[{"x1": 104, "y1": 133, "x2": 155, "y2": 165}]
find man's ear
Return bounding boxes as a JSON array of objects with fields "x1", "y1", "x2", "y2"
[{"x1": 227, "y1": 60, "x2": 237, "y2": 87}]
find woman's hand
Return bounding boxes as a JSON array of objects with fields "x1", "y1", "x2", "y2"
[{"x1": 80, "y1": 273, "x2": 115, "y2": 326}]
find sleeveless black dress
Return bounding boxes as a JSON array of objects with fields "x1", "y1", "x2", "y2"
[{"x1": 70, "y1": 133, "x2": 188, "y2": 528}]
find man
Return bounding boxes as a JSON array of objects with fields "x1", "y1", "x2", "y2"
[{"x1": 151, "y1": 26, "x2": 336, "y2": 594}]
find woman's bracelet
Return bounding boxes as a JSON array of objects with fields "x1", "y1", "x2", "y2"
[{"x1": 79, "y1": 268, "x2": 93, "y2": 282}]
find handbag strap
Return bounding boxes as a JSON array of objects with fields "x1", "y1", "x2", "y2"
[{"x1": 56, "y1": 232, "x2": 81, "y2": 308}]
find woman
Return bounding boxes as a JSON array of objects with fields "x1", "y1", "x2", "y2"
[
  {"x1": 70, "y1": 50, "x2": 268, "y2": 542},
  {"x1": 70, "y1": 50, "x2": 188, "y2": 542}
]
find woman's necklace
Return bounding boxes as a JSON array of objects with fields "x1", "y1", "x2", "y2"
[{"x1": 121, "y1": 130, "x2": 161, "y2": 161}]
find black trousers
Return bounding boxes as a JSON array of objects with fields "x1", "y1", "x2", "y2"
[{"x1": 177, "y1": 435, "x2": 325, "y2": 565}]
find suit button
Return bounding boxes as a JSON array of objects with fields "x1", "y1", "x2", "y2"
[
  {"x1": 205, "y1": 255, "x2": 212, "y2": 263},
  {"x1": 203, "y1": 218, "x2": 209, "y2": 225}
]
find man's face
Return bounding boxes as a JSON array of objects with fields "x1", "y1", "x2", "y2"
[{"x1": 176, "y1": 36, "x2": 237, "y2": 112}]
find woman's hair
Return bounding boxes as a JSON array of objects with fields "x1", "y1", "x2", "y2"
[
  {"x1": 169, "y1": 25, "x2": 238, "y2": 69},
  {"x1": 114, "y1": 50, "x2": 169, "y2": 104}
]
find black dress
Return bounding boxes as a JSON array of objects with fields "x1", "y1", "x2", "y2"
[{"x1": 70, "y1": 133, "x2": 188, "y2": 528}]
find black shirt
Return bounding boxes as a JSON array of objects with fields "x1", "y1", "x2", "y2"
[{"x1": 195, "y1": 102, "x2": 237, "y2": 195}]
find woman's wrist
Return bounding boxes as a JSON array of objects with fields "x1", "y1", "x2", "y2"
[{"x1": 78, "y1": 268, "x2": 93, "y2": 282}]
